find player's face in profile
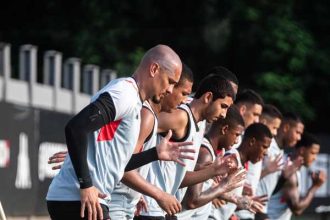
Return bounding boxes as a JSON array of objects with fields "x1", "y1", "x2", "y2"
[
  {"x1": 287, "y1": 122, "x2": 304, "y2": 147},
  {"x1": 302, "y1": 144, "x2": 320, "y2": 167},
  {"x1": 160, "y1": 79, "x2": 192, "y2": 112},
  {"x1": 251, "y1": 136, "x2": 271, "y2": 164},
  {"x1": 264, "y1": 117, "x2": 281, "y2": 137},
  {"x1": 205, "y1": 96, "x2": 233, "y2": 123},
  {"x1": 242, "y1": 104, "x2": 262, "y2": 128},
  {"x1": 153, "y1": 64, "x2": 181, "y2": 103},
  {"x1": 223, "y1": 125, "x2": 245, "y2": 151}
]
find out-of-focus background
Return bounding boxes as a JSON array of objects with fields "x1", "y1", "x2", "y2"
[{"x1": 0, "y1": 0, "x2": 329, "y2": 219}]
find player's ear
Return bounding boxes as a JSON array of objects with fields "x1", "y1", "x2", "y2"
[
  {"x1": 249, "y1": 137, "x2": 256, "y2": 147},
  {"x1": 222, "y1": 125, "x2": 229, "y2": 135},
  {"x1": 203, "y1": 92, "x2": 213, "y2": 104},
  {"x1": 150, "y1": 62, "x2": 160, "y2": 77},
  {"x1": 238, "y1": 105, "x2": 246, "y2": 115},
  {"x1": 282, "y1": 123, "x2": 290, "y2": 133}
]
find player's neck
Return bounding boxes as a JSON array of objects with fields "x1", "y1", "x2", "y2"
[
  {"x1": 132, "y1": 73, "x2": 146, "y2": 102},
  {"x1": 275, "y1": 135, "x2": 285, "y2": 149},
  {"x1": 188, "y1": 99, "x2": 205, "y2": 123},
  {"x1": 205, "y1": 133, "x2": 218, "y2": 152},
  {"x1": 237, "y1": 145, "x2": 248, "y2": 164}
]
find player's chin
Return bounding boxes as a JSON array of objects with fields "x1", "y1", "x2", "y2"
[{"x1": 207, "y1": 118, "x2": 217, "y2": 123}]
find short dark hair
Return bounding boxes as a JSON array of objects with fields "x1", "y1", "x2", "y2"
[
  {"x1": 235, "y1": 89, "x2": 264, "y2": 106},
  {"x1": 177, "y1": 62, "x2": 194, "y2": 86},
  {"x1": 262, "y1": 104, "x2": 283, "y2": 120},
  {"x1": 243, "y1": 123, "x2": 272, "y2": 142},
  {"x1": 295, "y1": 132, "x2": 320, "y2": 149},
  {"x1": 282, "y1": 112, "x2": 303, "y2": 126},
  {"x1": 206, "y1": 66, "x2": 239, "y2": 86},
  {"x1": 194, "y1": 74, "x2": 236, "y2": 101},
  {"x1": 211, "y1": 105, "x2": 245, "y2": 131}
]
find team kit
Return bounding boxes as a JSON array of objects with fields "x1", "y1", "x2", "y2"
[{"x1": 46, "y1": 45, "x2": 326, "y2": 220}]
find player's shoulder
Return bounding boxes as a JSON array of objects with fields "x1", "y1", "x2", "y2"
[
  {"x1": 172, "y1": 107, "x2": 190, "y2": 125},
  {"x1": 110, "y1": 77, "x2": 138, "y2": 92}
]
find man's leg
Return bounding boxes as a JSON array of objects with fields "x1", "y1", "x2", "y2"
[{"x1": 47, "y1": 201, "x2": 110, "y2": 220}]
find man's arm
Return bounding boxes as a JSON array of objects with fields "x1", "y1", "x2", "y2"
[
  {"x1": 260, "y1": 154, "x2": 283, "y2": 179},
  {"x1": 122, "y1": 170, "x2": 181, "y2": 215},
  {"x1": 121, "y1": 103, "x2": 184, "y2": 215},
  {"x1": 183, "y1": 147, "x2": 245, "y2": 209},
  {"x1": 157, "y1": 109, "x2": 188, "y2": 139},
  {"x1": 179, "y1": 153, "x2": 238, "y2": 188},
  {"x1": 125, "y1": 130, "x2": 194, "y2": 171},
  {"x1": 66, "y1": 92, "x2": 115, "y2": 188},
  {"x1": 65, "y1": 92, "x2": 115, "y2": 220},
  {"x1": 285, "y1": 171, "x2": 326, "y2": 216},
  {"x1": 133, "y1": 106, "x2": 155, "y2": 153},
  {"x1": 183, "y1": 147, "x2": 214, "y2": 208}
]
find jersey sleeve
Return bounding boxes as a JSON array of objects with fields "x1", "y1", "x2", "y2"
[{"x1": 98, "y1": 79, "x2": 139, "y2": 121}]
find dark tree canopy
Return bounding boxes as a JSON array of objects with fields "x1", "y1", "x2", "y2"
[{"x1": 1, "y1": 0, "x2": 329, "y2": 132}]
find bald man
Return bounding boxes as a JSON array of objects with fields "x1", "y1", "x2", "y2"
[{"x1": 46, "y1": 45, "x2": 191, "y2": 220}]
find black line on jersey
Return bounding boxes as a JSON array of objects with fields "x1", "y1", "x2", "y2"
[
  {"x1": 170, "y1": 105, "x2": 191, "y2": 142},
  {"x1": 142, "y1": 105, "x2": 156, "y2": 144},
  {"x1": 186, "y1": 104, "x2": 199, "y2": 132},
  {"x1": 201, "y1": 144, "x2": 213, "y2": 158}
]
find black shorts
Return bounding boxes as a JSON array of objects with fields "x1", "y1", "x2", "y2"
[
  {"x1": 133, "y1": 215, "x2": 177, "y2": 220},
  {"x1": 47, "y1": 201, "x2": 110, "y2": 220},
  {"x1": 255, "y1": 212, "x2": 269, "y2": 220},
  {"x1": 134, "y1": 216, "x2": 165, "y2": 220}
]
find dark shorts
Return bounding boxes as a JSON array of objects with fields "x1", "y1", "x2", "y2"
[
  {"x1": 133, "y1": 215, "x2": 177, "y2": 220},
  {"x1": 47, "y1": 201, "x2": 110, "y2": 220},
  {"x1": 255, "y1": 212, "x2": 269, "y2": 220},
  {"x1": 134, "y1": 216, "x2": 165, "y2": 220}
]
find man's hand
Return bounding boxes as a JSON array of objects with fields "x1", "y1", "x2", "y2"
[
  {"x1": 250, "y1": 195, "x2": 268, "y2": 213},
  {"x1": 212, "y1": 153, "x2": 239, "y2": 176},
  {"x1": 155, "y1": 191, "x2": 182, "y2": 216},
  {"x1": 156, "y1": 130, "x2": 194, "y2": 166},
  {"x1": 252, "y1": 195, "x2": 268, "y2": 206},
  {"x1": 236, "y1": 195, "x2": 267, "y2": 214},
  {"x1": 311, "y1": 170, "x2": 326, "y2": 188},
  {"x1": 135, "y1": 196, "x2": 148, "y2": 216},
  {"x1": 48, "y1": 151, "x2": 68, "y2": 170},
  {"x1": 282, "y1": 156, "x2": 303, "y2": 179},
  {"x1": 212, "y1": 197, "x2": 227, "y2": 208},
  {"x1": 248, "y1": 197, "x2": 265, "y2": 214},
  {"x1": 80, "y1": 186, "x2": 107, "y2": 220},
  {"x1": 264, "y1": 154, "x2": 283, "y2": 176},
  {"x1": 242, "y1": 182, "x2": 253, "y2": 196},
  {"x1": 218, "y1": 168, "x2": 246, "y2": 195}
]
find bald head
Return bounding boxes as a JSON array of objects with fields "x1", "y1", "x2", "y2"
[
  {"x1": 133, "y1": 45, "x2": 183, "y2": 102},
  {"x1": 140, "y1": 44, "x2": 182, "y2": 74}
]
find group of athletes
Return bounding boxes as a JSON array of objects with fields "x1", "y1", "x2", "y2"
[{"x1": 45, "y1": 44, "x2": 326, "y2": 220}]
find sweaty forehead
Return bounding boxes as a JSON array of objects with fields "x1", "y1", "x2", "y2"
[
  {"x1": 263, "y1": 136, "x2": 272, "y2": 147},
  {"x1": 292, "y1": 122, "x2": 304, "y2": 132},
  {"x1": 246, "y1": 103, "x2": 262, "y2": 113},
  {"x1": 170, "y1": 67, "x2": 181, "y2": 83},
  {"x1": 310, "y1": 144, "x2": 320, "y2": 152},
  {"x1": 220, "y1": 96, "x2": 234, "y2": 107}
]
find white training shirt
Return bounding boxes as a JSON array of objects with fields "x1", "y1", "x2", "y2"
[
  {"x1": 236, "y1": 157, "x2": 263, "y2": 219},
  {"x1": 267, "y1": 170, "x2": 301, "y2": 220},
  {"x1": 109, "y1": 100, "x2": 158, "y2": 214},
  {"x1": 177, "y1": 137, "x2": 216, "y2": 220},
  {"x1": 256, "y1": 137, "x2": 284, "y2": 212},
  {"x1": 47, "y1": 77, "x2": 142, "y2": 206},
  {"x1": 210, "y1": 147, "x2": 244, "y2": 220},
  {"x1": 141, "y1": 103, "x2": 206, "y2": 217}
]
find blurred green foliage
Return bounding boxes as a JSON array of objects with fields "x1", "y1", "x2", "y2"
[{"x1": 1, "y1": 0, "x2": 329, "y2": 132}]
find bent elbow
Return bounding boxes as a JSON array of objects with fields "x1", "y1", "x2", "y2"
[
  {"x1": 65, "y1": 119, "x2": 77, "y2": 137},
  {"x1": 292, "y1": 208, "x2": 303, "y2": 216},
  {"x1": 187, "y1": 201, "x2": 198, "y2": 210}
]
